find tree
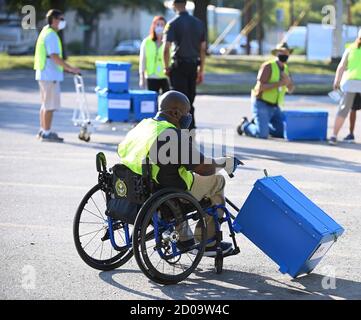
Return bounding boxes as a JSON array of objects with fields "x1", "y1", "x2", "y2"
[{"x1": 5, "y1": 0, "x2": 165, "y2": 54}]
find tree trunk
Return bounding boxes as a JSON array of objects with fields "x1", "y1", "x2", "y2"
[
  {"x1": 289, "y1": 0, "x2": 295, "y2": 28},
  {"x1": 256, "y1": 0, "x2": 264, "y2": 55},
  {"x1": 193, "y1": 0, "x2": 210, "y2": 44},
  {"x1": 243, "y1": 0, "x2": 252, "y2": 55}
]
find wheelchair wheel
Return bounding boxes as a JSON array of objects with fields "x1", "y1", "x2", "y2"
[
  {"x1": 133, "y1": 192, "x2": 207, "y2": 285},
  {"x1": 73, "y1": 184, "x2": 133, "y2": 271}
]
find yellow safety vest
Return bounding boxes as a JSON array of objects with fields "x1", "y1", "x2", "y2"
[
  {"x1": 118, "y1": 118, "x2": 194, "y2": 190},
  {"x1": 34, "y1": 26, "x2": 63, "y2": 72},
  {"x1": 145, "y1": 37, "x2": 166, "y2": 78},
  {"x1": 345, "y1": 43, "x2": 361, "y2": 81},
  {"x1": 257, "y1": 60, "x2": 289, "y2": 107}
]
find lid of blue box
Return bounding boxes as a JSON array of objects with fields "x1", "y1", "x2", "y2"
[
  {"x1": 97, "y1": 90, "x2": 130, "y2": 98},
  {"x1": 129, "y1": 90, "x2": 158, "y2": 95},
  {"x1": 283, "y1": 110, "x2": 328, "y2": 117},
  {"x1": 95, "y1": 61, "x2": 132, "y2": 68},
  {"x1": 256, "y1": 176, "x2": 344, "y2": 238}
]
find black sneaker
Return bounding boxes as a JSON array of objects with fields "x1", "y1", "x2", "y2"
[
  {"x1": 237, "y1": 117, "x2": 249, "y2": 136},
  {"x1": 328, "y1": 136, "x2": 337, "y2": 146},
  {"x1": 204, "y1": 241, "x2": 233, "y2": 257},
  {"x1": 343, "y1": 133, "x2": 355, "y2": 143},
  {"x1": 41, "y1": 132, "x2": 64, "y2": 143},
  {"x1": 36, "y1": 129, "x2": 43, "y2": 139},
  {"x1": 177, "y1": 238, "x2": 196, "y2": 253}
]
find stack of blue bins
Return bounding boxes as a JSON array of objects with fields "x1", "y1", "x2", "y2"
[
  {"x1": 95, "y1": 61, "x2": 158, "y2": 122},
  {"x1": 233, "y1": 175, "x2": 344, "y2": 278}
]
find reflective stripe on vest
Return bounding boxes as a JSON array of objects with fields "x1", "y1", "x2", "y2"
[
  {"x1": 260, "y1": 60, "x2": 289, "y2": 106},
  {"x1": 145, "y1": 37, "x2": 166, "y2": 78},
  {"x1": 117, "y1": 118, "x2": 194, "y2": 190},
  {"x1": 34, "y1": 26, "x2": 63, "y2": 72},
  {"x1": 345, "y1": 44, "x2": 361, "y2": 81}
]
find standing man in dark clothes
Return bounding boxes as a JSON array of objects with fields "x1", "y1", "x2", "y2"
[{"x1": 163, "y1": 0, "x2": 207, "y2": 130}]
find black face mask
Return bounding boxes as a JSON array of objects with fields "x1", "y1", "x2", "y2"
[
  {"x1": 179, "y1": 114, "x2": 192, "y2": 129},
  {"x1": 278, "y1": 55, "x2": 289, "y2": 63}
]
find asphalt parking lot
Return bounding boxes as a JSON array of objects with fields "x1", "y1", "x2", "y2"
[{"x1": 1, "y1": 71, "x2": 360, "y2": 300}]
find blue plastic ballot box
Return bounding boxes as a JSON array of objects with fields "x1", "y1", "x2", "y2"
[
  {"x1": 95, "y1": 61, "x2": 132, "y2": 93},
  {"x1": 129, "y1": 90, "x2": 158, "y2": 121},
  {"x1": 283, "y1": 110, "x2": 328, "y2": 141},
  {"x1": 97, "y1": 90, "x2": 131, "y2": 122},
  {"x1": 233, "y1": 176, "x2": 344, "y2": 278}
]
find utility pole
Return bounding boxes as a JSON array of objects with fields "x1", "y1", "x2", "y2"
[
  {"x1": 332, "y1": 0, "x2": 343, "y2": 62},
  {"x1": 346, "y1": 0, "x2": 352, "y2": 25}
]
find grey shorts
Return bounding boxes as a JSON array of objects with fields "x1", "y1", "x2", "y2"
[{"x1": 38, "y1": 80, "x2": 61, "y2": 111}]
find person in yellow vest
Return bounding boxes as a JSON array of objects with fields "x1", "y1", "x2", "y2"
[
  {"x1": 118, "y1": 90, "x2": 241, "y2": 257},
  {"x1": 34, "y1": 9, "x2": 80, "y2": 142},
  {"x1": 237, "y1": 42, "x2": 295, "y2": 139},
  {"x1": 329, "y1": 30, "x2": 361, "y2": 145},
  {"x1": 139, "y1": 16, "x2": 169, "y2": 94}
]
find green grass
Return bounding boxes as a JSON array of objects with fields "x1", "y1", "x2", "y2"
[
  {"x1": 198, "y1": 83, "x2": 332, "y2": 95},
  {"x1": 0, "y1": 53, "x2": 337, "y2": 75}
]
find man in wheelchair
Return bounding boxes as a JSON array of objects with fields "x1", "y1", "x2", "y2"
[{"x1": 117, "y1": 90, "x2": 240, "y2": 257}]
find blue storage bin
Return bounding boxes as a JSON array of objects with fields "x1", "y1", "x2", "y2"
[
  {"x1": 130, "y1": 90, "x2": 158, "y2": 121},
  {"x1": 95, "y1": 61, "x2": 132, "y2": 93},
  {"x1": 97, "y1": 90, "x2": 131, "y2": 122},
  {"x1": 283, "y1": 110, "x2": 328, "y2": 141},
  {"x1": 233, "y1": 176, "x2": 344, "y2": 278}
]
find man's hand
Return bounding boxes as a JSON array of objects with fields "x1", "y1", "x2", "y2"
[
  {"x1": 333, "y1": 80, "x2": 341, "y2": 91},
  {"x1": 164, "y1": 67, "x2": 171, "y2": 77},
  {"x1": 280, "y1": 73, "x2": 291, "y2": 86},
  {"x1": 196, "y1": 70, "x2": 204, "y2": 85},
  {"x1": 68, "y1": 66, "x2": 81, "y2": 75}
]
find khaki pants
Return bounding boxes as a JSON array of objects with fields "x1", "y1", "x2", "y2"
[
  {"x1": 191, "y1": 174, "x2": 226, "y2": 247},
  {"x1": 38, "y1": 80, "x2": 61, "y2": 111},
  {"x1": 337, "y1": 92, "x2": 357, "y2": 118}
]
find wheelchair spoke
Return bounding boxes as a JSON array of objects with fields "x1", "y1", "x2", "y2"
[
  {"x1": 90, "y1": 196, "x2": 106, "y2": 221},
  {"x1": 83, "y1": 207, "x2": 106, "y2": 222},
  {"x1": 100, "y1": 241, "x2": 104, "y2": 260},
  {"x1": 79, "y1": 221, "x2": 104, "y2": 225},
  {"x1": 80, "y1": 226, "x2": 106, "y2": 238},
  {"x1": 90, "y1": 242, "x2": 102, "y2": 258},
  {"x1": 83, "y1": 228, "x2": 104, "y2": 250}
]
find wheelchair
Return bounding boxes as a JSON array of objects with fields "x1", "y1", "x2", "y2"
[{"x1": 73, "y1": 152, "x2": 241, "y2": 285}]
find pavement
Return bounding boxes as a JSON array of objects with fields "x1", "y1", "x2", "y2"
[{"x1": 0, "y1": 70, "x2": 361, "y2": 300}]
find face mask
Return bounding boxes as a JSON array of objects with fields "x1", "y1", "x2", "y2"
[
  {"x1": 278, "y1": 54, "x2": 289, "y2": 63},
  {"x1": 154, "y1": 26, "x2": 164, "y2": 35},
  {"x1": 58, "y1": 20, "x2": 67, "y2": 30},
  {"x1": 179, "y1": 114, "x2": 192, "y2": 129}
]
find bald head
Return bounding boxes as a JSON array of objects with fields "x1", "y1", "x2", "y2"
[
  {"x1": 159, "y1": 90, "x2": 190, "y2": 114},
  {"x1": 157, "y1": 91, "x2": 191, "y2": 128}
]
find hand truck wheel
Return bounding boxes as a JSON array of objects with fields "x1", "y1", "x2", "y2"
[{"x1": 215, "y1": 248, "x2": 223, "y2": 274}]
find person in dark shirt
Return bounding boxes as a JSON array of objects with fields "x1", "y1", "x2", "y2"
[{"x1": 163, "y1": 0, "x2": 207, "y2": 130}]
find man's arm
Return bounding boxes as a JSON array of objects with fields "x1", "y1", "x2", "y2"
[
  {"x1": 257, "y1": 64, "x2": 286, "y2": 93},
  {"x1": 334, "y1": 50, "x2": 348, "y2": 90},
  {"x1": 50, "y1": 54, "x2": 80, "y2": 74},
  {"x1": 197, "y1": 41, "x2": 207, "y2": 84},
  {"x1": 163, "y1": 41, "x2": 172, "y2": 76}
]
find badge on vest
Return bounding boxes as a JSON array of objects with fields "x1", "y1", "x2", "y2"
[{"x1": 115, "y1": 179, "x2": 127, "y2": 197}]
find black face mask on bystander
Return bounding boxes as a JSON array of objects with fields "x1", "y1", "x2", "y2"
[{"x1": 278, "y1": 55, "x2": 289, "y2": 63}]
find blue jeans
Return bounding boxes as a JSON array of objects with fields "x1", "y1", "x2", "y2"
[{"x1": 244, "y1": 99, "x2": 285, "y2": 139}]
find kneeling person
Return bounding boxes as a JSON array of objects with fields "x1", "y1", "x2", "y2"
[
  {"x1": 118, "y1": 90, "x2": 239, "y2": 257},
  {"x1": 238, "y1": 42, "x2": 295, "y2": 139}
]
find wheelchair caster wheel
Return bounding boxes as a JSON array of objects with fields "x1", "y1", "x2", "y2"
[
  {"x1": 78, "y1": 129, "x2": 90, "y2": 142},
  {"x1": 215, "y1": 249, "x2": 223, "y2": 274}
]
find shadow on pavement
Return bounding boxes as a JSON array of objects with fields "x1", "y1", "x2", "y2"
[
  {"x1": 99, "y1": 269, "x2": 161, "y2": 300},
  {"x1": 98, "y1": 267, "x2": 361, "y2": 300}
]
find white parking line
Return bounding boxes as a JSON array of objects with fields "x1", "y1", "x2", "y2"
[{"x1": 0, "y1": 181, "x2": 88, "y2": 190}]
